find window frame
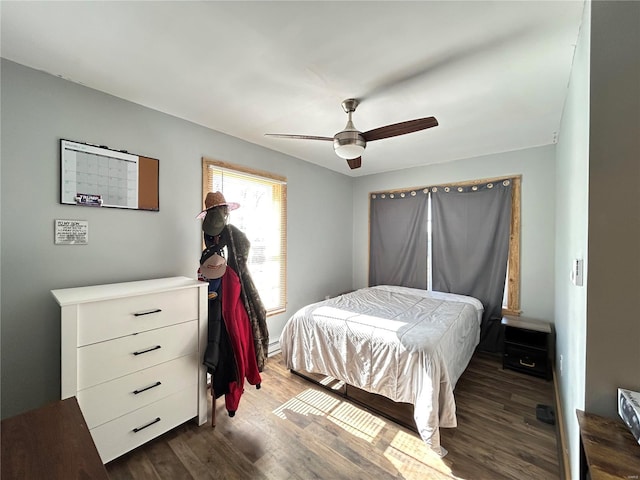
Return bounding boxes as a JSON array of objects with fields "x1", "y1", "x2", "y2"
[{"x1": 202, "y1": 157, "x2": 287, "y2": 316}]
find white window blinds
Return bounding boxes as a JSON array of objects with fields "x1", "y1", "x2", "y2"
[{"x1": 203, "y1": 159, "x2": 287, "y2": 315}]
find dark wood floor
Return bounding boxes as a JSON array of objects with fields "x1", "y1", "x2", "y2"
[{"x1": 106, "y1": 352, "x2": 559, "y2": 480}]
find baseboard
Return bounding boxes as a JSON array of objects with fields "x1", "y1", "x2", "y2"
[
  {"x1": 554, "y1": 369, "x2": 571, "y2": 480},
  {"x1": 268, "y1": 341, "x2": 281, "y2": 356}
]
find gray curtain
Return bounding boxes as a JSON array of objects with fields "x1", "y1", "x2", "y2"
[
  {"x1": 431, "y1": 180, "x2": 512, "y2": 352},
  {"x1": 369, "y1": 190, "x2": 429, "y2": 289}
]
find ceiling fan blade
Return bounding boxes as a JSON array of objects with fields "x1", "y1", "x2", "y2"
[
  {"x1": 363, "y1": 117, "x2": 438, "y2": 142},
  {"x1": 264, "y1": 133, "x2": 333, "y2": 141},
  {"x1": 346, "y1": 157, "x2": 362, "y2": 169}
]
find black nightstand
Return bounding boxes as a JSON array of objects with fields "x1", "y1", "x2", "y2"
[{"x1": 502, "y1": 316, "x2": 553, "y2": 380}]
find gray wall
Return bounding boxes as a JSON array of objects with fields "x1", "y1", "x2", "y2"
[
  {"x1": 0, "y1": 59, "x2": 354, "y2": 419},
  {"x1": 586, "y1": 1, "x2": 639, "y2": 412},
  {"x1": 352, "y1": 145, "x2": 557, "y2": 322}
]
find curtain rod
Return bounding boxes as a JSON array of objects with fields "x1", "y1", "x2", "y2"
[{"x1": 369, "y1": 174, "x2": 521, "y2": 196}]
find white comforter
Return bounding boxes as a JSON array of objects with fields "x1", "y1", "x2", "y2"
[{"x1": 279, "y1": 285, "x2": 483, "y2": 456}]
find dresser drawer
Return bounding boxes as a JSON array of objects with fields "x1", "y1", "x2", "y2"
[
  {"x1": 77, "y1": 354, "x2": 198, "y2": 429},
  {"x1": 78, "y1": 288, "x2": 199, "y2": 346},
  {"x1": 78, "y1": 320, "x2": 197, "y2": 390},
  {"x1": 91, "y1": 388, "x2": 196, "y2": 464}
]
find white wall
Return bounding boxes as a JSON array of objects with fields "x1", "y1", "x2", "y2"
[
  {"x1": 554, "y1": 3, "x2": 590, "y2": 478},
  {"x1": 352, "y1": 146, "x2": 557, "y2": 322},
  {"x1": 0, "y1": 60, "x2": 354, "y2": 418}
]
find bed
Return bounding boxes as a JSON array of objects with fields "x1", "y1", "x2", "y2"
[{"x1": 279, "y1": 285, "x2": 484, "y2": 457}]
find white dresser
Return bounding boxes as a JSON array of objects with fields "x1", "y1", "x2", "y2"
[{"x1": 52, "y1": 276, "x2": 208, "y2": 463}]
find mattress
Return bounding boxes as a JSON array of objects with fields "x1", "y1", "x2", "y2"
[{"x1": 279, "y1": 285, "x2": 484, "y2": 457}]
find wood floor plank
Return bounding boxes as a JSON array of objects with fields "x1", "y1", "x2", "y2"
[
  {"x1": 142, "y1": 436, "x2": 194, "y2": 480},
  {"x1": 302, "y1": 412, "x2": 407, "y2": 479},
  {"x1": 166, "y1": 428, "x2": 217, "y2": 480},
  {"x1": 185, "y1": 422, "x2": 268, "y2": 479},
  {"x1": 217, "y1": 387, "x2": 369, "y2": 480},
  {"x1": 106, "y1": 351, "x2": 559, "y2": 480},
  {"x1": 103, "y1": 457, "x2": 134, "y2": 480},
  {"x1": 119, "y1": 450, "x2": 160, "y2": 479}
]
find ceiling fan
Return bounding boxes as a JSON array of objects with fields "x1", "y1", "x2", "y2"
[{"x1": 265, "y1": 99, "x2": 438, "y2": 169}]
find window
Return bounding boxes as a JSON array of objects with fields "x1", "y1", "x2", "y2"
[
  {"x1": 202, "y1": 158, "x2": 287, "y2": 315},
  {"x1": 371, "y1": 175, "x2": 521, "y2": 316}
]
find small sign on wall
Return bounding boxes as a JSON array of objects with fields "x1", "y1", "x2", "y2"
[{"x1": 55, "y1": 219, "x2": 88, "y2": 245}]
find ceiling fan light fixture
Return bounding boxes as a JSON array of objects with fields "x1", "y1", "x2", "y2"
[
  {"x1": 333, "y1": 131, "x2": 366, "y2": 159},
  {"x1": 334, "y1": 143, "x2": 365, "y2": 159}
]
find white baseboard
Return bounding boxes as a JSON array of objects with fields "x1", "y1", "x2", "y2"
[{"x1": 268, "y1": 341, "x2": 281, "y2": 356}]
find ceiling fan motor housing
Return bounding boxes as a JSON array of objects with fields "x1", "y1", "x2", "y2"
[
  {"x1": 333, "y1": 98, "x2": 366, "y2": 159},
  {"x1": 333, "y1": 130, "x2": 366, "y2": 159}
]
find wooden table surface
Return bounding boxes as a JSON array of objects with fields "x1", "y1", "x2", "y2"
[
  {"x1": 1, "y1": 397, "x2": 108, "y2": 480},
  {"x1": 577, "y1": 409, "x2": 640, "y2": 480}
]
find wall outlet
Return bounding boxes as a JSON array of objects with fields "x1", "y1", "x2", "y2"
[{"x1": 559, "y1": 354, "x2": 564, "y2": 376}]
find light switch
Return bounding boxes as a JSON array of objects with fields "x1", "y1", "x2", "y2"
[{"x1": 571, "y1": 258, "x2": 584, "y2": 286}]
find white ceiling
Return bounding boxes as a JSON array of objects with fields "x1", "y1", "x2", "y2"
[{"x1": 1, "y1": 1, "x2": 585, "y2": 177}]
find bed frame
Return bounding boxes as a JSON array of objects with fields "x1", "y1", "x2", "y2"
[{"x1": 291, "y1": 369, "x2": 417, "y2": 433}]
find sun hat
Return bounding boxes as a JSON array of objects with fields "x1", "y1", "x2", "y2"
[
  {"x1": 196, "y1": 191, "x2": 240, "y2": 219},
  {"x1": 200, "y1": 248, "x2": 227, "y2": 280}
]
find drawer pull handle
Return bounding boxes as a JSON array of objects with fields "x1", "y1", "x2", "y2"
[
  {"x1": 133, "y1": 345, "x2": 161, "y2": 356},
  {"x1": 133, "y1": 381, "x2": 162, "y2": 395},
  {"x1": 519, "y1": 359, "x2": 536, "y2": 368},
  {"x1": 133, "y1": 308, "x2": 162, "y2": 317},
  {"x1": 132, "y1": 417, "x2": 161, "y2": 433}
]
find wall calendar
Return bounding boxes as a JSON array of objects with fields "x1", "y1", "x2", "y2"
[{"x1": 60, "y1": 139, "x2": 159, "y2": 211}]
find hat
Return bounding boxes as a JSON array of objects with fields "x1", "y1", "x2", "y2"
[
  {"x1": 196, "y1": 191, "x2": 240, "y2": 219},
  {"x1": 200, "y1": 249, "x2": 227, "y2": 280}
]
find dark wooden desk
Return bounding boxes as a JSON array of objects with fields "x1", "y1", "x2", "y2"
[
  {"x1": 1, "y1": 397, "x2": 108, "y2": 480},
  {"x1": 577, "y1": 409, "x2": 640, "y2": 480}
]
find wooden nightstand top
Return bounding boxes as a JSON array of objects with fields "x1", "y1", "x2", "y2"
[{"x1": 502, "y1": 315, "x2": 551, "y2": 333}]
